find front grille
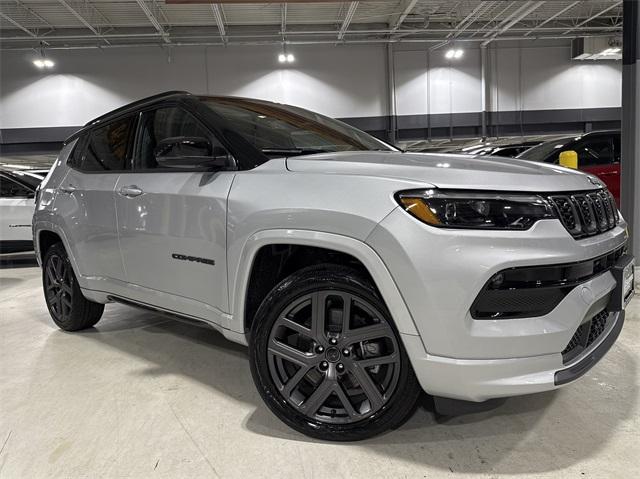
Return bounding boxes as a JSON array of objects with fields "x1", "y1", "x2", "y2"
[
  {"x1": 562, "y1": 310, "x2": 610, "y2": 364},
  {"x1": 549, "y1": 189, "x2": 618, "y2": 239}
]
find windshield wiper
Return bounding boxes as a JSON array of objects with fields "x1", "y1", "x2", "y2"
[{"x1": 260, "y1": 148, "x2": 330, "y2": 157}]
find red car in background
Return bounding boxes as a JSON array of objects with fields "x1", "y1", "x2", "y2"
[{"x1": 516, "y1": 130, "x2": 621, "y2": 205}]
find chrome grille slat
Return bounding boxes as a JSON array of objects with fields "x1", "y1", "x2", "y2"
[{"x1": 549, "y1": 189, "x2": 618, "y2": 239}]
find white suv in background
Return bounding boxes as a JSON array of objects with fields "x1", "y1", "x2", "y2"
[
  {"x1": 1, "y1": 168, "x2": 45, "y2": 253},
  {"x1": 33, "y1": 92, "x2": 634, "y2": 441}
]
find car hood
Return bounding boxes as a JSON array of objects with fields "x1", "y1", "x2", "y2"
[{"x1": 285, "y1": 151, "x2": 602, "y2": 192}]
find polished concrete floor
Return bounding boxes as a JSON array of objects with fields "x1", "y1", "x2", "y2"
[{"x1": 1, "y1": 258, "x2": 638, "y2": 479}]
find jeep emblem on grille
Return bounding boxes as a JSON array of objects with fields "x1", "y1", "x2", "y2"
[{"x1": 587, "y1": 176, "x2": 603, "y2": 187}]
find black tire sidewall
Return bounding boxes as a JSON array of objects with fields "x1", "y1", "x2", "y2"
[
  {"x1": 249, "y1": 264, "x2": 421, "y2": 441},
  {"x1": 42, "y1": 243, "x2": 103, "y2": 331}
]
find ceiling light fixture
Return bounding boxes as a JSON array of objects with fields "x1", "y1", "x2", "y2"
[
  {"x1": 445, "y1": 49, "x2": 464, "y2": 59},
  {"x1": 33, "y1": 43, "x2": 54, "y2": 69},
  {"x1": 277, "y1": 44, "x2": 295, "y2": 64}
]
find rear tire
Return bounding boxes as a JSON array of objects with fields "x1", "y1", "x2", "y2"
[
  {"x1": 42, "y1": 243, "x2": 104, "y2": 331},
  {"x1": 249, "y1": 264, "x2": 421, "y2": 441}
]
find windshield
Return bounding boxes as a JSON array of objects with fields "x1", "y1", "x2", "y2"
[
  {"x1": 201, "y1": 97, "x2": 396, "y2": 157},
  {"x1": 516, "y1": 136, "x2": 576, "y2": 163},
  {"x1": 3, "y1": 170, "x2": 43, "y2": 188}
]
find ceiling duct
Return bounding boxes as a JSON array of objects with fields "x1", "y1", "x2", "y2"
[{"x1": 571, "y1": 37, "x2": 622, "y2": 60}]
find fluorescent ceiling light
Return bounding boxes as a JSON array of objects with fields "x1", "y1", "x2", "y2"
[
  {"x1": 454, "y1": 49, "x2": 463, "y2": 59},
  {"x1": 445, "y1": 49, "x2": 463, "y2": 59},
  {"x1": 33, "y1": 59, "x2": 45, "y2": 68},
  {"x1": 445, "y1": 49, "x2": 455, "y2": 59}
]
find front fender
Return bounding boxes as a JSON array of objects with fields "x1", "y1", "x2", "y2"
[{"x1": 228, "y1": 229, "x2": 421, "y2": 338}]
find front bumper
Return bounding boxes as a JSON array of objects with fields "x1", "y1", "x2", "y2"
[
  {"x1": 401, "y1": 310, "x2": 624, "y2": 402},
  {"x1": 367, "y1": 207, "x2": 629, "y2": 401}
]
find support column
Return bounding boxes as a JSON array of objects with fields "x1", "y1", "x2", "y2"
[
  {"x1": 387, "y1": 43, "x2": 397, "y2": 145},
  {"x1": 480, "y1": 45, "x2": 488, "y2": 140},
  {"x1": 621, "y1": 0, "x2": 640, "y2": 261}
]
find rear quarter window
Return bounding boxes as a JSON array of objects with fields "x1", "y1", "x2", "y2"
[{"x1": 71, "y1": 116, "x2": 135, "y2": 172}]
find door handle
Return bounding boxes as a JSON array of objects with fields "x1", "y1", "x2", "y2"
[
  {"x1": 119, "y1": 185, "x2": 144, "y2": 198},
  {"x1": 59, "y1": 184, "x2": 77, "y2": 194}
]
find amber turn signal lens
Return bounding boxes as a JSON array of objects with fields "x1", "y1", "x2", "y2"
[{"x1": 399, "y1": 197, "x2": 442, "y2": 225}]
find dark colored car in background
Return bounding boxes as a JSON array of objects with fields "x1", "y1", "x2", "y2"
[
  {"x1": 516, "y1": 130, "x2": 621, "y2": 205},
  {"x1": 461, "y1": 141, "x2": 543, "y2": 158}
]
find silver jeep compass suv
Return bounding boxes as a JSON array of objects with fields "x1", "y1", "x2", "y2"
[{"x1": 33, "y1": 91, "x2": 635, "y2": 441}]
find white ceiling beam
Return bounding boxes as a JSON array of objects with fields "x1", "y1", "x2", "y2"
[
  {"x1": 134, "y1": 0, "x2": 170, "y2": 43},
  {"x1": 338, "y1": 2, "x2": 358, "y2": 41},
  {"x1": 449, "y1": 1, "x2": 498, "y2": 39},
  {"x1": 0, "y1": 11, "x2": 37, "y2": 37},
  {"x1": 14, "y1": 0, "x2": 55, "y2": 31},
  {"x1": 447, "y1": 2, "x2": 485, "y2": 38},
  {"x1": 211, "y1": 4, "x2": 227, "y2": 43},
  {"x1": 57, "y1": 0, "x2": 99, "y2": 36},
  {"x1": 563, "y1": 1, "x2": 622, "y2": 35},
  {"x1": 524, "y1": 1, "x2": 579, "y2": 36},
  {"x1": 468, "y1": 1, "x2": 515, "y2": 38},
  {"x1": 389, "y1": 0, "x2": 418, "y2": 34},
  {"x1": 281, "y1": 3, "x2": 287, "y2": 34},
  {"x1": 482, "y1": 1, "x2": 545, "y2": 46}
]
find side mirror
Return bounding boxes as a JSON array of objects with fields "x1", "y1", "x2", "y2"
[
  {"x1": 154, "y1": 136, "x2": 230, "y2": 170},
  {"x1": 559, "y1": 150, "x2": 578, "y2": 169}
]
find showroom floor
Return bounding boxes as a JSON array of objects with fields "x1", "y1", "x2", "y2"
[{"x1": 0, "y1": 257, "x2": 638, "y2": 479}]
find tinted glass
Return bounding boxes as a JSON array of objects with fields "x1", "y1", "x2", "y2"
[
  {"x1": 67, "y1": 136, "x2": 86, "y2": 169},
  {"x1": 613, "y1": 133, "x2": 621, "y2": 162},
  {"x1": 516, "y1": 137, "x2": 575, "y2": 163},
  {"x1": 574, "y1": 137, "x2": 614, "y2": 167},
  {"x1": 136, "y1": 107, "x2": 224, "y2": 169},
  {"x1": 82, "y1": 116, "x2": 135, "y2": 171},
  {"x1": 0, "y1": 175, "x2": 33, "y2": 198},
  {"x1": 201, "y1": 97, "x2": 394, "y2": 157},
  {"x1": 5, "y1": 171, "x2": 42, "y2": 189}
]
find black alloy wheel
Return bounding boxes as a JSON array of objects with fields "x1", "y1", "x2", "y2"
[
  {"x1": 44, "y1": 252, "x2": 73, "y2": 322},
  {"x1": 42, "y1": 243, "x2": 104, "y2": 331},
  {"x1": 250, "y1": 264, "x2": 421, "y2": 441}
]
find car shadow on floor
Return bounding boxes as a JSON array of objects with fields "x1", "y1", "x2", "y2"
[
  {"x1": 0, "y1": 253, "x2": 38, "y2": 269},
  {"x1": 74, "y1": 302, "x2": 638, "y2": 475}
]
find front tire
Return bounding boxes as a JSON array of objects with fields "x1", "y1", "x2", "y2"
[
  {"x1": 249, "y1": 264, "x2": 421, "y2": 441},
  {"x1": 42, "y1": 243, "x2": 104, "y2": 331}
]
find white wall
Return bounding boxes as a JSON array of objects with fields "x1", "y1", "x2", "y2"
[
  {"x1": 0, "y1": 44, "x2": 387, "y2": 129},
  {"x1": 0, "y1": 41, "x2": 622, "y2": 130},
  {"x1": 393, "y1": 42, "x2": 621, "y2": 117}
]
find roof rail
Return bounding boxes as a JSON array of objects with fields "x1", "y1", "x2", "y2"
[{"x1": 84, "y1": 90, "x2": 191, "y2": 126}]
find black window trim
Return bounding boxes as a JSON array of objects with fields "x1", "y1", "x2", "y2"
[
  {"x1": 66, "y1": 114, "x2": 138, "y2": 174},
  {"x1": 129, "y1": 100, "x2": 238, "y2": 174}
]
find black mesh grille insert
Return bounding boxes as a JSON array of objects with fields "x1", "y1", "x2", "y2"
[
  {"x1": 549, "y1": 189, "x2": 618, "y2": 239},
  {"x1": 562, "y1": 310, "x2": 610, "y2": 364}
]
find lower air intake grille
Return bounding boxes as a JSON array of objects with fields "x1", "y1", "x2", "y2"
[
  {"x1": 562, "y1": 310, "x2": 610, "y2": 364},
  {"x1": 549, "y1": 189, "x2": 618, "y2": 239}
]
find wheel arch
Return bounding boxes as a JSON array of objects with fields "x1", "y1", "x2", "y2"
[
  {"x1": 35, "y1": 223, "x2": 83, "y2": 280},
  {"x1": 230, "y1": 229, "x2": 420, "y2": 339}
]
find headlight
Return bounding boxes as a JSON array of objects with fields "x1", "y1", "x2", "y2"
[{"x1": 396, "y1": 189, "x2": 557, "y2": 230}]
